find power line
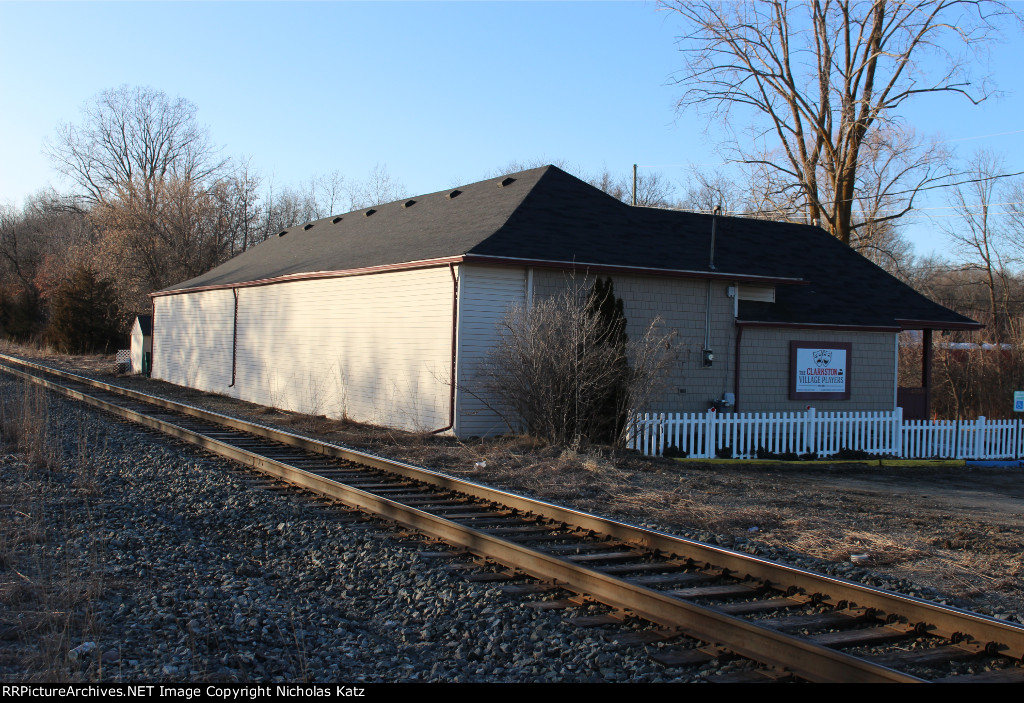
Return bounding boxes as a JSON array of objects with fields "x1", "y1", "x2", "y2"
[{"x1": 947, "y1": 128, "x2": 1024, "y2": 143}]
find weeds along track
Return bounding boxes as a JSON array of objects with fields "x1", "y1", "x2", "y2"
[{"x1": 2, "y1": 352, "x2": 1024, "y2": 683}]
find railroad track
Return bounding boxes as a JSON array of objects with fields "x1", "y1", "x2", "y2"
[{"x1": 1, "y1": 352, "x2": 1023, "y2": 683}]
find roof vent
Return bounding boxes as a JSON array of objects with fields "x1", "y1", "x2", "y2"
[
  {"x1": 447, "y1": 189, "x2": 462, "y2": 199},
  {"x1": 277, "y1": 230, "x2": 288, "y2": 237},
  {"x1": 365, "y1": 208, "x2": 377, "y2": 217},
  {"x1": 403, "y1": 199, "x2": 416, "y2": 208},
  {"x1": 303, "y1": 223, "x2": 314, "y2": 231},
  {"x1": 499, "y1": 177, "x2": 516, "y2": 187},
  {"x1": 332, "y1": 217, "x2": 343, "y2": 224}
]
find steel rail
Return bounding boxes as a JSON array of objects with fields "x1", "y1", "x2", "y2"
[{"x1": 0, "y1": 353, "x2": 1020, "y2": 681}]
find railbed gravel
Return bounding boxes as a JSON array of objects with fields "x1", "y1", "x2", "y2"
[
  {"x1": 3, "y1": 364, "x2": 1020, "y2": 683},
  {"x1": 22, "y1": 349, "x2": 1024, "y2": 624},
  {"x1": 0, "y1": 379, "x2": 715, "y2": 683}
]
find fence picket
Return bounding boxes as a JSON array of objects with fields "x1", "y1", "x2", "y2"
[{"x1": 628, "y1": 407, "x2": 1024, "y2": 462}]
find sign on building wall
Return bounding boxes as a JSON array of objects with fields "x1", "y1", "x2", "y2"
[{"x1": 789, "y1": 341, "x2": 852, "y2": 400}]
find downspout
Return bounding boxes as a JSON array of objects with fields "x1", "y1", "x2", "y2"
[
  {"x1": 702, "y1": 207, "x2": 721, "y2": 367},
  {"x1": 922, "y1": 328, "x2": 933, "y2": 419},
  {"x1": 893, "y1": 332, "x2": 899, "y2": 411},
  {"x1": 526, "y1": 267, "x2": 534, "y2": 311},
  {"x1": 150, "y1": 297, "x2": 156, "y2": 378},
  {"x1": 432, "y1": 263, "x2": 459, "y2": 434},
  {"x1": 734, "y1": 323, "x2": 743, "y2": 412},
  {"x1": 228, "y1": 288, "x2": 239, "y2": 388}
]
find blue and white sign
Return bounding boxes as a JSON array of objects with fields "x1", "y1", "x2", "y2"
[
  {"x1": 795, "y1": 347, "x2": 848, "y2": 394},
  {"x1": 1015, "y1": 391, "x2": 1024, "y2": 412}
]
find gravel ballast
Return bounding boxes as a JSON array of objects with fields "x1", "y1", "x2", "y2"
[
  {"x1": 0, "y1": 378, "x2": 717, "y2": 683},
  {"x1": 3, "y1": 351, "x2": 1023, "y2": 683}
]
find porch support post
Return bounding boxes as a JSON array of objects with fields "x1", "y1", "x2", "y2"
[{"x1": 922, "y1": 329, "x2": 933, "y2": 419}]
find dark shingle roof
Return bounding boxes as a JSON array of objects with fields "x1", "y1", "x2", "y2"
[
  {"x1": 160, "y1": 165, "x2": 976, "y2": 330},
  {"x1": 135, "y1": 314, "x2": 152, "y2": 335}
]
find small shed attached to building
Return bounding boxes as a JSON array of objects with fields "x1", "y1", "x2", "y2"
[
  {"x1": 149, "y1": 166, "x2": 978, "y2": 436},
  {"x1": 129, "y1": 314, "x2": 152, "y2": 375}
]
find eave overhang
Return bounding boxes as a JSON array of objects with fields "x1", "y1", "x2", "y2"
[
  {"x1": 895, "y1": 318, "x2": 984, "y2": 331},
  {"x1": 151, "y1": 254, "x2": 808, "y2": 298},
  {"x1": 736, "y1": 320, "x2": 902, "y2": 333}
]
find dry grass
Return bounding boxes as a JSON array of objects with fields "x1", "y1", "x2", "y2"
[{"x1": 0, "y1": 380, "x2": 107, "y2": 681}]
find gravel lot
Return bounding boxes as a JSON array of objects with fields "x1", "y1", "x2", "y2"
[{"x1": 2, "y1": 346, "x2": 1023, "y2": 681}]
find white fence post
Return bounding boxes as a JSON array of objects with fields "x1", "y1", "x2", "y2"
[
  {"x1": 805, "y1": 407, "x2": 816, "y2": 456},
  {"x1": 705, "y1": 409, "x2": 716, "y2": 458},
  {"x1": 893, "y1": 406, "x2": 903, "y2": 458},
  {"x1": 629, "y1": 407, "x2": 1024, "y2": 460},
  {"x1": 1011, "y1": 417, "x2": 1019, "y2": 462}
]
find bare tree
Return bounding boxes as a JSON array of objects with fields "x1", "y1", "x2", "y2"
[
  {"x1": 665, "y1": 0, "x2": 1013, "y2": 245},
  {"x1": 46, "y1": 85, "x2": 225, "y2": 207},
  {"x1": 42, "y1": 86, "x2": 240, "y2": 313},
  {"x1": 942, "y1": 149, "x2": 1013, "y2": 341},
  {"x1": 477, "y1": 278, "x2": 676, "y2": 448},
  {"x1": 631, "y1": 170, "x2": 676, "y2": 207},
  {"x1": 347, "y1": 164, "x2": 406, "y2": 209},
  {"x1": 217, "y1": 159, "x2": 264, "y2": 256},
  {"x1": 311, "y1": 170, "x2": 347, "y2": 218},
  {"x1": 678, "y1": 169, "x2": 744, "y2": 214},
  {"x1": 587, "y1": 167, "x2": 677, "y2": 207}
]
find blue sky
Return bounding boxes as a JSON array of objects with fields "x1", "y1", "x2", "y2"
[{"x1": 2, "y1": 1, "x2": 1022, "y2": 258}]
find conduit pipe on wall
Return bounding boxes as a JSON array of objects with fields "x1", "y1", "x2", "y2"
[
  {"x1": 431, "y1": 263, "x2": 459, "y2": 434},
  {"x1": 229, "y1": 288, "x2": 239, "y2": 388},
  {"x1": 734, "y1": 323, "x2": 743, "y2": 412},
  {"x1": 150, "y1": 299, "x2": 157, "y2": 378},
  {"x1": 703, "y1": 207, "x2": 721, "y2": 367}
]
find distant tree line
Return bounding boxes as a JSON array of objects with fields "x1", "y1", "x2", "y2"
[
  {"x1": 0, "y1": 86, "x2": 408, "y2": 352},
  {"x1": 5, "y1": 83, "x2": 1024, "y2": 424}
]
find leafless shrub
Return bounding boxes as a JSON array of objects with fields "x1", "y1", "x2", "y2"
[
  {"x1": 0, "y1": 382, "x2": 61, "y2": 471},
  {"x1": 931, "y1": 323, "x2": 1024, "y2": 420},
  {"x1": 477, "y1": 282, "x2": 676, "y2": 448}
]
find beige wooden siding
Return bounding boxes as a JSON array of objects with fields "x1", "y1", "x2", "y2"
[
  {"x1": 155, "y1": 267, "x2": 455, "y2": 433},
  {"x1": 739, "y1": 328, "x2": 897, "y2": 412},
  {"x1": 455, "y1": 265, "x2": 527, "y2": 437},
  {"x1": 129, "y1": 320, "x2": 150, "y2": 374},
  {"x1": 153, "y1": 289, "x2": 235, "y2": 390}
]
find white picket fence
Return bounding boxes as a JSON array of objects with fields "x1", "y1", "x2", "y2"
[{"x1": 628, "y1": 407, "x2": 1024, "y2": 460}]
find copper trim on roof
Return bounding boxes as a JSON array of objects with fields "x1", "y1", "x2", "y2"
[
  {"x1": 150, "y1": 256, "x2": 468, "y2": 297},
  {"x1": 895, "y1": 318, "x2": 984, "y2": 331},
  {"x1": 461, "y1": 254, "x2": 807, "y2": 286},
  {"x1": 737, "y1": 320, "x2": 901, "y2": 332}
]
